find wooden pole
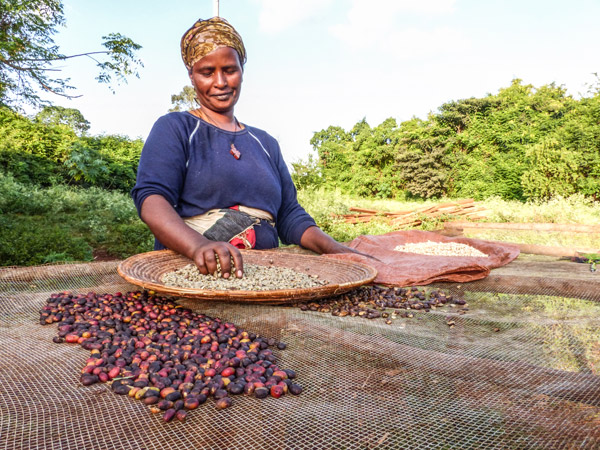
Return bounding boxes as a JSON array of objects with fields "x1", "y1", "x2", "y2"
[{"x1": 444, "y1": 221, "x2": 600, "y2": 234}]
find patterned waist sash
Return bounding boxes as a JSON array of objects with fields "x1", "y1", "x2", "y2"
[{"x1": 183, "y1": 206, "x2": 275, "y2": 249}]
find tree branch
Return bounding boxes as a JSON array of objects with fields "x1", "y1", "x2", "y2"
[
  {"x1": 2, "y1": 51, "x2": 110, "y2": 63},
  {"x1": 0, "y1": 59, "x2": 61, "y2": 72},
  {"x1": 30, "y1": 71, "x2": 82, "y2": 99}
]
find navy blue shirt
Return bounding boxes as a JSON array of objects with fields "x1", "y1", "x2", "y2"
[{"x1": 131, "y1": 112, "x2": 316, "y2": 250}]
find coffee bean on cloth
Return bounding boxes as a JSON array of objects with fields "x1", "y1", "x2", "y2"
[{"x1": 324, "y1": 230, "x2": 520, "y2": 286}]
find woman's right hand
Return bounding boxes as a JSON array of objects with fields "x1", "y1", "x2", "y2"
[
  {"x1": 140, "y1": 195, "x2": 244, "y2": 278},
  {"x1": 191, "y1": 241, "x2": 244, "y2": 278}
]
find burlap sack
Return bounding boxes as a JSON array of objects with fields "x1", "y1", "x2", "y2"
[{"x1": 324, "y1": 230, "x2": 520, "y2": 286}]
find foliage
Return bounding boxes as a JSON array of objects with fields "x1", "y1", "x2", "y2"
[
  {"x1": 77, "y1": 134, "x2": 143, "y2": 191},
  {"x1": 0, "y1": 214, "x2": 94, "y2": 265},
  {"x1": 35, "y1": 105, "x2": 90, "y2": 135},
  {"x1": 0, "y1": 0, "x2": 142, "y2": 107},
  {"x1": 521, "y1": 137, "x2": 581, "y2": 199},
  {"x1": 94, "y1": 33, "x2": 143, "y2": 91},
  {"x1": 302, "y1": 78, "x2": 600, "y2": 202},
  {"x1": 0, "y1": 173, "x2": 153, "y2": 266},
  {"x1": 310, "y1": 120, "x2": 403, "y2": 198},
  {"x1": 169, "y1": 85, "x2": 197, "y2": 112},
  {"x1": 290, "y1": 152, "x2": 323, "y2": 190},
  {"x1": 62, "y1": 141, "x2": 109, "y2": 184},
  {"x1": 395, "y1": 117, "x2": 449, "y2": 199},
  {"x1": 0, "y1": 106, "x2": 142, "y2": 191},
  {"x1": 481, "y1": 193, "x2": 600, "y2": 224}
]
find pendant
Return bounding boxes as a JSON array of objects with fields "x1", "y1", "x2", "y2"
[{"x1": 230, "y1": 143, "x2": 241, "y2": 160}]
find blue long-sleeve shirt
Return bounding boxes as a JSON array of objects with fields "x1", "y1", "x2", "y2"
[{"x1": 131, "y1": 112, "x2": 316, "y2": 250}]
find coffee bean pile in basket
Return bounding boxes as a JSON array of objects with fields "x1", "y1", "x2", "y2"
[{"x1": 162, "y1": 262, "x2": 328, "y2": 291}]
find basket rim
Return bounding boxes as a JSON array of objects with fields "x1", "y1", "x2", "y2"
[{"x1": 117, "y1": 249, "x2": 378, "y2": 303}]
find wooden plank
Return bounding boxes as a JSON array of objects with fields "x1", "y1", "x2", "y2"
[
  {"x1": 444, "y1": 221, "x2": 600, "y2": 233},
  {"x1": 435, "y1": 200, "x2": 476, "y2": 212},
  {"x1": 344, "y1": 216, "x2": 377, "y2": 224},
  {"x1": 390, "y1": 214, "x2": 416, "y2": 224},
  {"x1": 387, "y1": 205, "x2": 432, "y2": 216},
  {"x1": 349, "y1": 200, "x2": 478, "y2": 220},
  {"x1": 427, "y1": 199, "x2": 474, "y2": 211},
  {"x1": 517, "y1": 243, "x2": 598, "y2": 257},
  {"x1": 348, "y1": 207, "x2": 379, "y2": 214},
  {"x1": 387, "y1": 211, "x2": 417, "y2": 219},
  {"x1": 384, "y1": 210, "x2": 413, "y2": 216},
  {"x1": 434, "y1": 228, "x2": 465, "y2": 237},
  {"x1": 422, "y1": 207, "x2": 486, "y2": 219},
  {"x1": 463, "y1": 237, "x2": 598, "y2": 257},
  {"x1": 395, "y1": 220, "x2": 422, "y2": 228},
  {"x1": 342, "y1": 214, "x2": 375, "y2": 219}
]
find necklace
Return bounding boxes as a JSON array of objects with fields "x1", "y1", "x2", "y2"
[
  {"x1": 192, "y1": 108, "x2": 242, "y2": 160},
  {"x1": 229, "y1": 121, "x2": 241, "y2": 160}
]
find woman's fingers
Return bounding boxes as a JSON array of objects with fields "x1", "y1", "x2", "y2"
[
  {"x1": 214, "y1": 244, "x2": 244, "y2": 278},
  {"x1": 229, "y1": 246, "x2": 244, "y2": 278},
  {"x1": 192, "y1": 247, "x2": 211, "y2": 275},
  {"x1": 203, "y1": 247, "x2": 220, "y2": 275},
  {"x1": 192, "y1": 243, "x2": 244, "y2": 278},
  {"x1": 213, "y1": 246, "x2": 233, "y2": 278}
]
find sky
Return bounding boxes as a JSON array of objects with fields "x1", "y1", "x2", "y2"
[{"x1": 40, "y1": 0, "x2": 600, "y2": 164}]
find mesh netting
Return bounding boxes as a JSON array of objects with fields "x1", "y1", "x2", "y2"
[{"x1": 1, "y1": 259, "x2": 599, "y2": 449}]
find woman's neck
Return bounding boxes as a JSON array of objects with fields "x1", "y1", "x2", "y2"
[{"x1": 193, "y1": 108, "x2": 240, "y2": 132}]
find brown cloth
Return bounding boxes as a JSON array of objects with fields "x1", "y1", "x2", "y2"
[{"x1": 324, "y1": 230, "x2": 520, "y2": 286}]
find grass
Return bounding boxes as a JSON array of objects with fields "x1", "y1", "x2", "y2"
[{"x1": 0, "y1": 173, "x2": 153, "y2": 266}]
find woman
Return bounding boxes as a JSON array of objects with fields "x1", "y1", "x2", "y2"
[{"x1": 131, "y1": 17, "x2": 356, "y2": 279}]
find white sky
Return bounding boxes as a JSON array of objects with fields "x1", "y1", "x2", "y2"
[{"x1": 41, "y1": 0, "x2": 600, "y2": 163}]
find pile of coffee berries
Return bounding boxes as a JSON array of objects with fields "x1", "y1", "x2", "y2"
[
  {"x1": 40, "y1": 290, "x2": 302, "y2": 422},
  {"x1": 298, "y1": 285, "x2": 466, "y2": 324}
]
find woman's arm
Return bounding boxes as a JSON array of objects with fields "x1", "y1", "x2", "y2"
[
  {"x1": 140, "y1": 194, "x2": 243, "y2": 278},
  {"x1": 299, "y1": 225, "x2": 356, "y2": 255}
]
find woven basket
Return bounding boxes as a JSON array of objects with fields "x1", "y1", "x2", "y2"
[{"x1": 117, "y1": 249, "x2": 377, "y2": 304}]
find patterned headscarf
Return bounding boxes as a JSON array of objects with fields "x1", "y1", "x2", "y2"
[{"x1": 181, "y1": 17, "x2": 247, "y2": 71}]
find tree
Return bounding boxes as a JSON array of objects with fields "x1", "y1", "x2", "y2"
[
  {"x1": 0, "y1": 0, "x2": 143, "y2": 107},
  {"x1": 395, "y1": 117, "x2": 449, "y2": 199},
  {"x1": 169, "y1": 85, "x2": 197, "y2": 112},
  {"x1": 35, "y1": 105, "x2": 90, "y2": 135}
]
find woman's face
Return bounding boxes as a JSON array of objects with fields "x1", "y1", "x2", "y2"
[{"x1": 189, "y1": 46, "x2": 243, "y2": 114}]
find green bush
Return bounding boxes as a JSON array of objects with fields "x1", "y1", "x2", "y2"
[
  {"x1": 0, "y1": 215, "x2": 93, "y2": 265},
  {"x1": 0, "y1": 107, "x2": 142, "y2": 193},
  {"x1": 0, "y1": 173, "x2": 56, "y2": 214},
  {"x1": 303, "y1": 78, "x2": 600, "y2": 202},
  {"x1": 0, "y1": 173, "x2": 153, "y2": 266}
]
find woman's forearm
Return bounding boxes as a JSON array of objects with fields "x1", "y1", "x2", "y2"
[
  {"x1": 299, "y1": 226, "x2": 349, "y2": 254},
  {"x1": 140, "y1": 195, "x2": 208, "y2": 259},
  {"x1": 140, "y1": 194, "x2": 243, "y2": 277}
]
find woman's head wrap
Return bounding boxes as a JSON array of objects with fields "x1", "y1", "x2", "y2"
[{"x1": 181, "y1": 17, "x2": 247, "y2": 71}]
